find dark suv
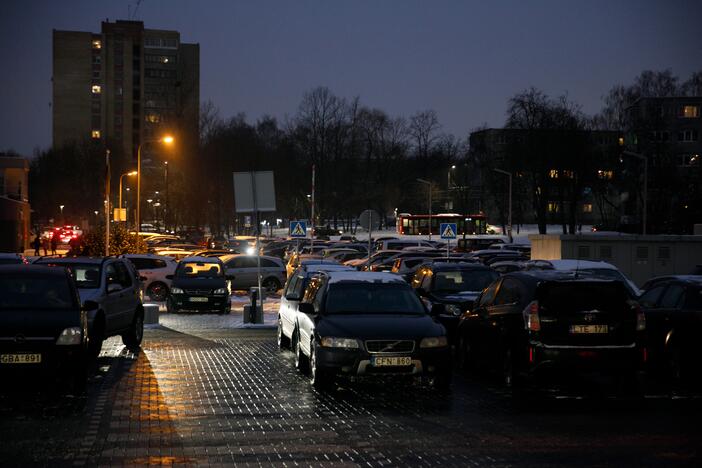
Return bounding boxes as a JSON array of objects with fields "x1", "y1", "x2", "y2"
[
  {"x1": 33, "y1": 257, "x2": 144, "y2": 356},
  {"x1": 166, "y1": 256, "x2": 231, "y2": 314},
  {"x1": 291, "y1": 271, "x2": 452, "y2": 391},
  {"x1": 456, "y1": 270, "x2": 645, "y2": 389}
]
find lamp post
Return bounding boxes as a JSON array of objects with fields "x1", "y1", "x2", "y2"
[
  {"x1": 164, "y1": 161, "x2": 169, "y2": 231},
  {"x1": 136, "y1": 135, "x2": 174, "y2": 243},
  {"x1": 59, "y1": 205, "x2": 65, "y2": 223},
  {"x1": 622, "y1": 151, "x2": 648, "y2": 235},
  {"x1": 493, "y1": 168, "x2": 513, "y2": 243},
  {"x1": 447, "y1": 165, "x2": 456, "y2": 189},
  {"x1": 416, "y1": 178, "x2": 433, "y2": 240},
  {"x1": 119, "y1": 171, "x2": 137, "y2": 222}
]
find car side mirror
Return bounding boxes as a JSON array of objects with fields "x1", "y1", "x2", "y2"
[
  {"x1": 107, "y1": 283, "x2": 122, "y2": 294},
  {"x1": 165, "y1": 274, "x2": 174, "y2": 280},
  {"x1": 298, "y1": 303, "x2": 316, "y2": 315},
  {"x1": 430, "y1": 303, "x2": 445, "y2": 316},
  {"x1": 82, "y1": 300, "x2": 99, "y2": 311}
]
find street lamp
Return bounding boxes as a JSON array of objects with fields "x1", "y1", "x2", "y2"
[
  {"x1": 416, "y1": 179, "x2": 433, "y2": 240},
  {"x1": 119, "y1": 171, "x2": 137, "y2": 222},
  {"x1": 622, "y1": 151, "x2": 648, "y2": 235},
  {"x1": 493, "y1": 168, "x2": 513, "y2": 243},
  {"x1": 136, "y1": 135, "x2": 174, "y2": 240},
  {"x1": 59, "y1": 205, "x2": 65, "y2": 222},
  {"x1": 447, "y1": 165, "x2": 456, "y2": 189}
]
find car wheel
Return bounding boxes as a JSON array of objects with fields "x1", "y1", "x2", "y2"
[
  {"x1": 146, "y1": 282, "x2": 168, "y2": 302},
  {"x1": 263, "y1": 277, "x2": 281, "y2": 294},
  {"x1": 294, "y1": 331, "x2": 308, "y2": 373},
  {"x1": 310, "y1": 342, "x2": 332, "y2": 390},
  {"x1": 122, "y1": 310, "x2": 144, "y2": 352},
  {"x1": 277, "y1": 318, "x2": 289, "y2": 349}
]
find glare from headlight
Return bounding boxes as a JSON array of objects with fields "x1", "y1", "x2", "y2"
[
  {"x1": 420, "y1": 336, "x2": 448, "y2": 348},
  {"x1": 214, "y1": 287, "x2": 228, "y2": 295},
  {"x1": 246, "y1": 247, "x2": 256, "y2": 255},
  {"x1": 170, "y1": 287, "x2": 184, "y2": 294},
  {"x1": 56, "y1": 327, "x2": 82, "y2": 345},
  {"x1": 320, "y1": 337, "x2": 359, "y2": 348}
]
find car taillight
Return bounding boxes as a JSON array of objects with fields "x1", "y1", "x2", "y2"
[
  {"x1": 635, "y1": 304, "x2": 646, "y2": 331},
  {"x1": 524, "y1": 300, "x2": 540, "y2": 331}
]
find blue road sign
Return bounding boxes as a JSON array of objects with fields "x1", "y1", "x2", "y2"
[
  {"x1": 290, "y1": 221, "x2": 307, "y2": 238},
  {"x1": 440, "y1": 223, "x2": 457, "y2": 240}
]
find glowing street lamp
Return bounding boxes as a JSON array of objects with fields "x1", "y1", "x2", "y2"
[{"x1": 136, "y1": 135, "x2": 174, "y2": 240}]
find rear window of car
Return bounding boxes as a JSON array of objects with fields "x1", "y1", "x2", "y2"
[
  {"x1": 177, "y1": 262, "x2": 222, "y2": 278},
  {"x1": 432, "y1": 270, "x2": 498, "y2": 293},
  {"x1": 539, "y1": 282, "x2": 628, "y2": 313},
  {"x1": 685, "y1": 287, "x2": 702, "y2": 309},
  {"x1": 325, "y1": 283, "x2": 425, "y2": 315},
  {"x1": 0, "y1": 274, "x2": 75, "y2": 309}
]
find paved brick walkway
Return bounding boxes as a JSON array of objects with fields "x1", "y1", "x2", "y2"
[{"x1": 1, "y1": 325, "x2": 701, "y2": 466}]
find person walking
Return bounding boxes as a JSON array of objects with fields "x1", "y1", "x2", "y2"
[
  {"x1": 32, "y1": 234, "x2": 41, "y2": 256},
  {"x1": 50, "y1": 232, "x2": 58, "y2": 256},
  {"x1": 42, "y1": 236, "x2": 49, "y2": 255}
]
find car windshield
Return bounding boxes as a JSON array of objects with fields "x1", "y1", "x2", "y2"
[
  {"x1": 325, "y1": 283, "x2": 425, "y2": 315},
  {"x1": 39, "y1": 262, "x2": 101, "y2": 289},
  {"x1": 177, "y1": 262, "x2": 222, "y2": 278},
  {"x1": 0, "y1": 274, "x2": 75, "y2": 309},
  {"x1": 432, "y1": 270, "x2": 497, "y2": 293}
]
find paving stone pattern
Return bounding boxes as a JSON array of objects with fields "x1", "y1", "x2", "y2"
[{"x1": 1, "y1": 320, "x2": 701, "y2": 467}]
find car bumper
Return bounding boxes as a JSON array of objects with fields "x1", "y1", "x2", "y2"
[
  {"x1": 0, "y1": 343, "x2": 86, "y2": 377},
  {"x1": 528, "y1": 342, "x2": 644, "y2": 376},
  {"x1": 315, "y1": 346, "x2": 452, "y2": 377},
  {"x1": 168, "y1": 295, "x2": 230, "y2": 312}
]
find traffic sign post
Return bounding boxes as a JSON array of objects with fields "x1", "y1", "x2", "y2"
[{"x1": 440, "y1": 223, "x2": 457, "y2": 259}]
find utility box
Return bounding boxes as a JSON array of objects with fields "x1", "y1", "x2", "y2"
[{"x1": 143, "y1": 304, "x2": 159, "y2": 324}]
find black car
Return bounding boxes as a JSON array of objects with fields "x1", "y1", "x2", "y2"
[
  {"x1": 166, "y1": 256, "x2": 231, "y2": 314},
  {"x1": 0, "y1": 265, "x2": 94, "y2": 391},
  {"x1": 411, "y1": 262, "x2": 499, "y2": 343},
  {"x1": 638, "y1": 275, "x2": 702, "y2": 386},
  {"x1": 457, "y1": 270, "x2": 645, "y2": 389},
  {"x1": 291, "y1": 271, "x2": 452, "y2": 390}
]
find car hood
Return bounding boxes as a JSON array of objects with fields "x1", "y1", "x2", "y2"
[
  {"x1": 316, "y1": 313, "x2": 445, "y2": 339},
  {"x1": 171, "y1": 277, "x2": 226, "y2": 289},
  {"x1": 431, "y1": 291, "x2": 480, "y2": 305}
]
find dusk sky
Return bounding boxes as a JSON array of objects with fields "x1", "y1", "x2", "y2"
[{"x1": 1, "y1": 0, "x2": 700, "y2": 156}]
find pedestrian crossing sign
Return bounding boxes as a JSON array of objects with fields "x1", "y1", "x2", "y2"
[
  {"x1": 440, "y1": 223, "x2": 457, "y2": 239},
  {"x1": 290, "y1": 221, "x2": 307, "y2": 238}
]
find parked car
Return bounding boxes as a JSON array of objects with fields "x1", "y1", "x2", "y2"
[
  {"x1": 638, "y1": 275, "x2": 702, "y2": 386},
  {"x1": 456, "y1": 270, "x2": 645, "y2": 390},
  {"x1": 369, "y1": 251, "x2": 444, "y2": 272},
  {"x1": 468, "y1": 249, "x2": 529, "y2": 265},
  {"x1": 344, "y1": 250, "x2": 402, "y2": 270},
  {"x1": 286, "y1": 253, "x2": 340, "y2": 278},
  {"x1": 166, "y1": 256, "x2": 231, "y2": 314},
  {"x1": 411, "y1": 262, "x2": 499, "y2": 343},
  {"x1": 0, "y1": 265, "x2": 92, "y2": 392},
  {"x1": 277, "y1": 263, "x2": 355, "y2": 349},
  {"x1": 220, "y1": 254, "x2": 286, "y2": 292},
  {"x1": 290, "y1": 271, "x2": 452, "y2": 390},
  {"x1": 33, "y1": 256, "x2": 144, "y2": 356},
  {"x1": 391, "y1": 256, "x2": 437, "y2": 282},
  {"x1": 374, "y1": 238, "x2": 435, "y2": 251},
  {"x1": 487, "y1": 243, "x2": 531, "y2": 255},
  {"x1": 489, "y1": 260, "x2": 527, "y2": 274},
  {"x1": 0, "y1": 252, "x2": 29, "y2": 265},
  {"x1": 122, "y1": 254, "x2": 178, "y2": 302},
  {"x1": 456, "y1": 236, "x2": 507, "y2": 252},
  {"x1": 152, "y1": 249, "x2": 194, "y2": 261}
]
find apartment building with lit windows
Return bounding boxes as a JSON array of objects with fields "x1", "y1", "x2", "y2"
[{"x1": 52, "y1": 20, "x2": 199, "y2": 160}]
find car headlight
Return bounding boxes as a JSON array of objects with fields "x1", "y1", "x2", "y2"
[
  {"x1": 445, "y1": 304, "x2": 462, "y2": 316},
  {"x1": 245, "y1": 246, "x2": 256, "y2": 255},
  {"x1": 56, "y1": 327, "x2": 82, "y2": 345},
  {"x1": 214, "y1": 287, "x2": 228, "y2": 295},
  {"x1": 171, "y1": 287, "x2": 184, "y2": 294},
  {"x1": 320, "y1": 337, "x2": 359, "y2": 349},
  {"x1": 420, "y1": 336, "x2": 448, "y2": 348}
]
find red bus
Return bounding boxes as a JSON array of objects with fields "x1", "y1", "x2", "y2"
[{"x1": 396, "y1": 213, "x2": 488, "y2": 236}]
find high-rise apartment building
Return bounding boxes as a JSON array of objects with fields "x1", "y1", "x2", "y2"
[{"x1": 53, "y1": 20, "x2": 199, "y2": 160}]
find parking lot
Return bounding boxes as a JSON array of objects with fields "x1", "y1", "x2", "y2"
[{"x1": 1, "y1": 315, "x2": 701, "y2": 467}]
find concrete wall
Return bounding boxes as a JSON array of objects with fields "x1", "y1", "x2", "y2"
[{"x1": 529, "y1": 234, "x2": 702, "y2": 287}]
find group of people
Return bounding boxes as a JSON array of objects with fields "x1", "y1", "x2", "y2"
[{"x1": 32, "y1": 231, "x2": 83, "y2": 257}]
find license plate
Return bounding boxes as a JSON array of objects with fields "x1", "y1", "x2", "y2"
[
  {"x1": 1, "y1": 353, "x2": 42, "y2": 364},
  {"x1": 371, "y1": 356, "x2": 412, "y2": 367},
  {"x1": 570, "y1": 325, "x2": 608, "y2": 334},
  {"x1": 189, "y1": 297, "x2": 208, "y2": 302}
]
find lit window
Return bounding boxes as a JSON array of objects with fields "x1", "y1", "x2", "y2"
[
  {"x1": 548, "y1": 169, "x2": 559, "y2": 179},
  {"x1": 548, "y1": 202, "x2": 560, "y2": 213},
  {"x1": 681, "y1": 106, "x2": 700, "y2": 118},
  {"x1": 597, "y1": 170, "x2": 613, "y2": 180},
  {"x1": 618, "y1": 137, "x2": 625, "y2": 146},
  {"x1": 91, "y1": 130, "x2": 101, "y2": 139},
  {"x1": 582, "y1": 204, "x2": 593, "y2": 213},
  {"x1": 145, "y1": 114, "x2": 161, "y2": 123},
  {"x1": 92, "y1": 39, "x2": 101, "y2": 49},
  {"x1": 91, "y1": 85, "x2": 101, "y2": 94}
]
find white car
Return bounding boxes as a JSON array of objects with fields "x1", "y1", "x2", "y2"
[{"x1": 122, "y1": 254, "x2": 178, "y2": 301}]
